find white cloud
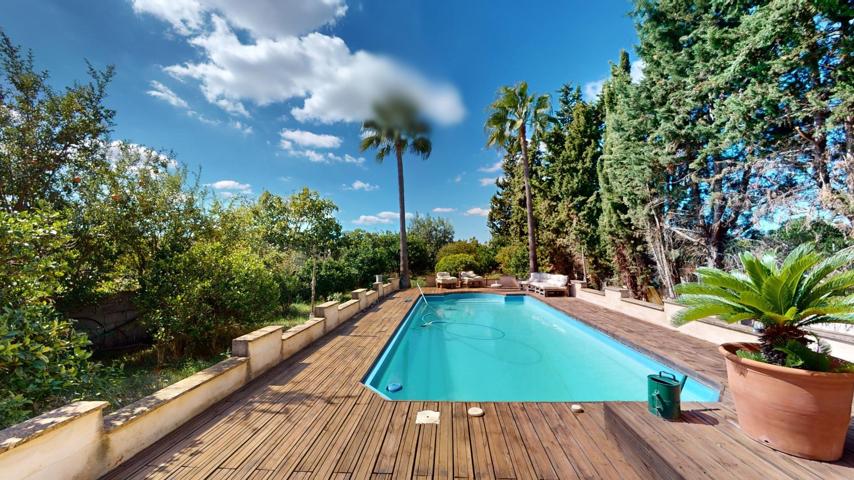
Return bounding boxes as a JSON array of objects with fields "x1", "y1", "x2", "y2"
[
  {"x1": 432, "y1": 207, "x2": 455, "y2": 213},
  {"x1": 132, "y1": 0, "x2": 347, "y2": 39},
  {"x1": 133, "y1": 1, "x2": 465, "y2": 125},
  {"x1": 147, "y1": 81, "x2": 189, "y2": 109},
  {"x1": 353, "y1": 210, "x2": 414, "y2": 225},
  {"x1": 280, "y1": 129, "x2": 342, "y2": 149},
  {"x1": 147, "y1": 80, "x2": 252, "y2": 131},
  {"x1": 229, "y1": 120, "x2": 253, "y2": 135},
  {"x1": 325, "y1": 152, "x2": 366, "y2": 165},
  {"x1": 346, "y1": 180, "x2": 378, "y2": 191},
  {"x1": 631, "y1": 60, "x2": 645, "y2": 83},
  {"x1": 453, "y1": 172, "x2": 464, "y2": 183},
  {"x1": 464, "y1": 207, "x2": 490, "y2": 217},
  {"x1": 132, "y1": 0, "x2": 204, "y2": 35},
  {"x1": 209, "y1": 179, "x2": 251, "y2": 192},
  {"x1": 583, "y1": 79, "x2": 606, "y2": 101},
  {"x1": 479, "y1": 177, "x2": 498, "y2": 187},
  {"x1": 478, "y1": 161, "x2": 502, "y2": 173},
  {"x1": 583, "y1": 60, "x2": 646, "y2": 101}
]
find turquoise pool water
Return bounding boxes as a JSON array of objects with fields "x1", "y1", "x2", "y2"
[{"x1": 364, "y1": 293, "x2": 719, "y2": 402}]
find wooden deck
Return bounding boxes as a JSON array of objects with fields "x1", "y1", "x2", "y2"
[{"x1": 102, "y1": 288, "x2": 854, "y2": 479}]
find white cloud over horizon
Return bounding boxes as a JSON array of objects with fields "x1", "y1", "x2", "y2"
[
  {"x1": 280, "y1": 128, "x2": 342, "y2": 149},
  {"x1": 146, "y1": 80, "x2": 189, "y2": 109},
  {"x1": 479, "y1": 177, "x2": 498, "y2": 187},
  {"x1": 346, "y1": 180, "x2": 378, "y2": 191},
  {"x1": 209, "y1": 179, "x2": 252, "y2": 193},
  {"x1": 582, "y1": 59, "x2": 645, "y2": 101},
  {"x1": 464, "y1": 207, "x2": 489, "y2": 217},
  {"x1": 478, "y1": 161, "x2": 502, "y2": 173},
  {"x1": 432, "y1": 207, "x2": 455, "y2": 213},
  {"x1": 353, "y1": 210, "x2": 414, "y2": 225},
  {"x1": 132, "y1": 0, "x2": 465, "y2": 125}
]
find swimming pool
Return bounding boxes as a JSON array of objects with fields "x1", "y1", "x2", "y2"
[{"x1": 364, "y1": 293, "x2": 720, "y2": 402}]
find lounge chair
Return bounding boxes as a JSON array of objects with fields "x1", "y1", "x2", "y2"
[
  {"x1": 460, "y1": 271, "x2": 485, "y2": 288},
  {"x1": 529, "y1": 273, "x2": 569, "y2": 297},
  {"x1": 436, "y1": 271, "x2": 458, "y2": 289}
]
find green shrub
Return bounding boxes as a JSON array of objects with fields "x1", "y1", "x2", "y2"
[
  {"x1": 496, "y1": 244, "x2": 529, "y2": 277},
  {"x1": 435, "y1": 253, "x2": 478, "y2": 274},
  {"x1": 437, "y1": 240, "x2": 497, "y2": 274},
  {"x1": 308, "y1": 257, "x2": 358, "y2": 300},
  {"x1": 138, "y1": 239, "x2": 280, "y2": 362},
  {"x1": 437, "y1": 240, "x2": 479, "y2": 260},
  {"x1": 0, "y1": 210, "x2": 114, "y2": 428}
]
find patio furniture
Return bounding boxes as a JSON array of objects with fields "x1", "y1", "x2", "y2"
[
  {"x1": 519, "y1": 272, "x2": 546, "y2": 291},
  {"x1": 528, "y1": 273, "x2": 569, "y2": 297},
  {"x1": 460, "y1": 271, "x2": 485, "y2": 288},
  {"x1": 436, "y1": 271, "x2": 458, "y2": 289}
]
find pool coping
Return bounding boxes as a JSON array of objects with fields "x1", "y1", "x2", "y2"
[{"x1": 360, "y1": 291, "x2": 724, "y2": 402}]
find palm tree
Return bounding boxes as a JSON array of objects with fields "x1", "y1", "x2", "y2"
[
  {"x1": 360, "y1": 96, "x2": 432, "y2": 289},
  {"x1": 674, "y1": 244, "x2": 854, "y2": 368},
  {"x1": 485, "y1": 82, "x2": 552, "y2": 273}
]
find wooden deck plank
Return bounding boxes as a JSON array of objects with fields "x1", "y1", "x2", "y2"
[
  {"x1": 451, "y1": 402, "x2": 474, "y2": 479},
  {"x1": 413, "y1": 402, "x2": 438, "y2": 477},
  {"x1": 466, "y1": 403, "x2": 495, "y2": 480},
  {"x1": 432, "y1": 402, "x2": 454, "y2": 480},
  {"x1": 480, "y1": 403, "x2": 516, "y2": 480},
  {"x1": 102, "y1": 288, "x2": 852, "y2": 480}
]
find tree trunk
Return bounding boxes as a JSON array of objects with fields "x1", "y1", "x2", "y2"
[
  {"x1": 518, "y1": 124, "x2": 539, "y2": 273},
  {"x1": 396, "y1": 147, "x2": 411, "y2": 288}
]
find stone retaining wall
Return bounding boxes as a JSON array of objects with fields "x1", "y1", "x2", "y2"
[{"x1": 0, "y1": 279, "x2": 402, "y2": 480}]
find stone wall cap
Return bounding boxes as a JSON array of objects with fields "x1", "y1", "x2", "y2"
[
  {"x1": 622, "y1": 297, "x2": 665, "y2": 311},
  {"x1": 604, "y1": 286, "x2": 628, "y2": 292},
  {"x1": 104, "y1": 357, "x2": 247, "y2": 432},
  {"x1": 316, "y1": 300, "x2": 338, "y2": 309},
  {"x1": 0, "y1": 401, "x2": 109, "y2": 454},
  {"x1": 338, "y1": 299, "x2": 359, "y2": 309},
  {"x1": 233, "y1": 325, "x2": 283, "y2": 343},
  {"x1": 580, "y1": 287, "x2": 606, "y2": 296},
  {"x1": 351, "y1": 288, "x2": 368, "y2": 294}
]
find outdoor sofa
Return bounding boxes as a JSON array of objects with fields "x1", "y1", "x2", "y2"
[{"x1": 520, "y1": 272, "x2": 569, "y2": 297}]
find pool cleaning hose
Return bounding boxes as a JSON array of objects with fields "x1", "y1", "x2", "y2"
[{"x1": 415, "y1": 280, "x2": 446, "y2": 326}]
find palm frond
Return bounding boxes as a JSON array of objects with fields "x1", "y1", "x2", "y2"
[
  {"x1": 796, "y1": 246, "x2": 854, "y2": 306},
  {"x1": 672, "y1": 303, "x2": 740, "y2": 325},
  {"x1": 693, "y1": 267, "x2": 757, "y2": 293}
]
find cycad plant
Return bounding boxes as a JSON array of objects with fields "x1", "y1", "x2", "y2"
[{"x1": 674, "y1": 244, "x2": 854, "y2": 370}]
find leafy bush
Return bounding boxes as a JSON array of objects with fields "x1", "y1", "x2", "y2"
[
  {"x1": 138, "y1": 239, "x2": 280, "y2": 362},
  {"x1": 307, "y1": 257, "x2": 358, "y2": 300},
  {"x1": 436, "y1": 239, "x2": 496, "y2": 274},
  {"x1": 496, "y1": 243, "x2": 529, "y2": 277},
  {"x1": 437, "y1": 240, "x2": 479, "y2": 260},
  {"x1": 675, "y1": 244, "x2": 854, "y2": 371},
  {"x1": 0, "y1": 210, "x2": 114, "y2": 428},
  {"x1": 435, "y1": 253, "x2": 479, "y2": 274}
]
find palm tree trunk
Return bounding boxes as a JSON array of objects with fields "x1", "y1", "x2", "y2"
[
  {"x1": 518, "y1": 124, "x2": 538, "y2": 273},
  {"x1": 396, "y1": 148, "x2": 411, "y2": 288}
]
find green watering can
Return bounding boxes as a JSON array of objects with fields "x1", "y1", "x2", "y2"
[{"x1": 648, "y1": 371, "x2": 687, "y2": 421}]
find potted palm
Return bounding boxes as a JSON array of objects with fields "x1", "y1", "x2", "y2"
[{"x1": 674, "y1": 244, "x2": 854, "y2": 461}]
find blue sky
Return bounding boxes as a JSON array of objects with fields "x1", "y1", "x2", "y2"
[{"x1": 2, "y1": 0, "x2": 638, "y2": 240}]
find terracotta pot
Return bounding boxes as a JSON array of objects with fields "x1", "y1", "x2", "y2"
[{"x1": 720, "y1": 342, "x2": 854, "y2": 461}]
